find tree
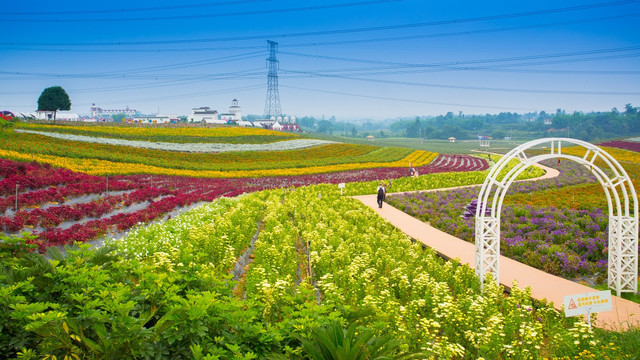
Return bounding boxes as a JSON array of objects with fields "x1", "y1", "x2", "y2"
[
  {"x1": 316, "y1": 120, "x2": 333, "y2": 134},
  {"x1": 37, "y1": 86, "x2": 71, "y2": 122},
  {"x1": 625, "y1": 103, "x2": 638, "y2": 116}
]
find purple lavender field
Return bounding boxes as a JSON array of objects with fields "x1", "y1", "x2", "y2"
[{"x1": 387, "y1": 160, "x2": 619, "y2": 283}]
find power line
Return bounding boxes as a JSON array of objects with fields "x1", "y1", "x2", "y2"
[
  {"x1": 280, "y1": 46, "x2": 640, "y2": 69},
  {"x1": 96, "y1": 84, "x2": 264, "y2": 104},
  {"x1": 0, "y1": 52, "x2": 262, "y2": 79},
  {"x1": 280, "y1": 70, "x2": 640, "y2": 96},
  {"x1": 3, "y1": 0, "x2": 637, "y2": 45},
  {"x1": 279, "y1": 53, "x2": 640, "y2": 77},
  {"x1": 279, "y1": 85, "x2": 536, "y2": 111},
  {"x1": 7, "y1": 12, "x2": 637, "y2": 53},
  {"x1": 280, "y1": 13, "x2": 640, "y2": 49},
  {"x1": 4, "y1": 0, "x2": 401, "y2": 23},
  {"x1": 6, "y1": 0, "x2": 270, "y2": 15}
]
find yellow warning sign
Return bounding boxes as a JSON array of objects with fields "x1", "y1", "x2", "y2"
[{"x1": 568, "y1": 299, "x2": 577, "y2": 310}]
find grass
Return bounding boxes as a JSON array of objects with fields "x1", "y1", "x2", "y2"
[
  {"x1": 312, "y1": 135, "x2": 530, "y2": 154},
  {"x1": 593, "y1": 283, "x2": 640, "y2": 304},
  {"x1": 593, "y1": 326, "x2": 640, "y2": 360}
]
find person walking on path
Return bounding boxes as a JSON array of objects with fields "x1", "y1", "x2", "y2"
[{"x1": 376, "y1": 183, "x2": 386, "y2": 208}]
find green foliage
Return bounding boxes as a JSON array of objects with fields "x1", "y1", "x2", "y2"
[
  {"x1": 299, "y1": 320, "x2": 417, "y2": 360},
  {"x1": 1, "y1": 184, "x2": 638, "y2": 359},
  {"x1": 37, "y1": 86, "x2": 71, "y2": 117}
]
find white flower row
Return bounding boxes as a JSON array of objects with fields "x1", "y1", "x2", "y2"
[
  {"x1": 16, "y1": 129, "x2": 336, "y2": 153},
  {"x1": 626, "y1": 137, "x2": 640, "y2": 143}
]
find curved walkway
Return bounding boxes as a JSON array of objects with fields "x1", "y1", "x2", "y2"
[{"x1": 354, "y1": 162, "x2": 639, "y2": 330}]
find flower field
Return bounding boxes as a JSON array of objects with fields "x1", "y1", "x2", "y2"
[
  {"x1": 1, "y1": 185, "x2": 632, "y2": 359},
  {"x1": 387, "y1": 158, "x2": 640, "y2": 283},
  {"x1": 0, "y1": 153, "x2": 489, "y2": 249},
  {"x1": 2, "y1": 122, "x2": 638, "y2": 358},
  {"x1": 598, "y1": 140, "x2": 640, "y2": 153},
  {"x1": 0, "y1": 126, "x2": 441, "y2": 177},
  {"x1": 16, "y1": 129, "x2": 332, "y2": 153},
  {"x1": 17, "y1": 122, "x2": 299, "y2": 144}
]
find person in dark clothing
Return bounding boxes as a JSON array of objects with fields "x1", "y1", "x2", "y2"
[{"x1": 376, "y1": 183, "x2": 386, "y2": 208}]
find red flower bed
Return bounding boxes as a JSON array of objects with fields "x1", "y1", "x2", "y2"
[
  {"x1": 598, "y1": 140, "x2": 640, "y2": 153},
  {"x1": 1, "y1": 155, "x2": 488, "y2": 250}
]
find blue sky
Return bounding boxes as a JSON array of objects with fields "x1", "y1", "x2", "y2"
[{"x1": 1, "y1": 0, "x2": 639, "y2": 119}]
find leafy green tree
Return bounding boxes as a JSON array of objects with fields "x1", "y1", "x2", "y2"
[
  {"x1": 37, "y1": 86, "x2": 71, "y2": 122},
  {"x1": 316, "y1": 120, "x2": 333, "y2": 134},
  {"x1": 405, "y1": 118, "x2": 421, "y2": 138},
  {"x1": 625, "y1": 103, "x2": 638, "y2": 116}
]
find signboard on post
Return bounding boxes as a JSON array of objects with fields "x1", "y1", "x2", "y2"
[
  {"x1": 564, "y1": 290, "x2": 612, "y2": 328},
  {"x1": 338, "y1": 182, "x2": 345, "y2": 195}
]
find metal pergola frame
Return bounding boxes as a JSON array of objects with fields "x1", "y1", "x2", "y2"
[{"x1": 475, "y1": 138, "x2": 638, "y2": 296}]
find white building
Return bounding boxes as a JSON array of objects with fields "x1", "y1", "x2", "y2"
[
  {"x1": 220, "y1": 99, "x2": 243, "y2": 122},
  {"x1": 90, "y1": 103, "x2": 138, "y2": 118},
  {"x1": 35, "y1": 110, "x2": 79, "y2": 121},
  {"x1": 188, "y1": 107, "x2": 223, "y2": 124}
]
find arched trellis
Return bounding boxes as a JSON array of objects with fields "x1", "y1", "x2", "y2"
[{"x1": 475, "y1": 138, "x2": 638, "y2": 296}]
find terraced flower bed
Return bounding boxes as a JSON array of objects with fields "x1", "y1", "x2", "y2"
[
  {"x1": 17, "y1": 122, "x2": 299, "y2": 144},
  {"x1": 1, "y1": 154, "x2": 488, "y2": 249},
  {"x1": 1, "y1": 127, "x2": 439, "y2": 177}
]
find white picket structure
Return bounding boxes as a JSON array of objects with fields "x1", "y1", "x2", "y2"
[{"x1": 475, "y1": 138, "x2": 638, "y2": 296}]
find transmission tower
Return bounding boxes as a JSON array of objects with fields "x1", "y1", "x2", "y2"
[{"x1": 264, "y1": 40, "x2": 282, "y2": 117}]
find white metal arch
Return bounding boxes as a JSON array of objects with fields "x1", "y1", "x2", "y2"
[{"x1": 475, "y1": 138, "x2": 638, "y2": 296}]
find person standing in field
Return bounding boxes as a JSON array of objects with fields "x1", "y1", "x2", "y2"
[{"x1": 376, "y1": 183, "x2": 386, "y2": 208}]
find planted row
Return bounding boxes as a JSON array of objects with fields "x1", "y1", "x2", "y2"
[
  {"x1": 1, "y1": 155, "x2": 489, "y2": 249},
  {"x1": 1, "y1": 128, "x2": 438, "y2": 176}
]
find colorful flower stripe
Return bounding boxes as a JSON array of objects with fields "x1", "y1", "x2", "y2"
[
  {"x1": 598, "y1": 140, "x2": 640, "y2": 153},
  {"x1": 1, "y1": 154, "x2": 478, "y2": 248},
  {"x1": 1, "y1": 187, "x2": 170, "y2": 231},
  {"x1": 0, "y1": 148, "x2": 437, "y2": 178},
  {"x1": 16, "y1": 129, "x2": 330, "y2": 152},
  {"x1": 2, "y1": 131, "x2": 416, "y2": 171},
  {"x1": 19, "y1": 122, "x2": 298, "y2": 139},
  {"x1": 561, "y1": 145, "x2": 640, "y2": 168},
  {"x1": 504, "y1": 180, "x2": 640, "y2": 210}
]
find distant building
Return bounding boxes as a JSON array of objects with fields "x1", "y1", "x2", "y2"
[
  {"x1": 544, "y1": 118, "x2": 552, "y2": 125},
  {"x1": 132, "y1": 114, "x2": 179, "y2": 124},
  {"x1": 189, "y1": 107, "x2": 222, "y2": 124},
  {"x1": 220, "y1": 99, "x2": 243, "y2": 122},
  {"x1": 448, "y1": 137, "x2": 456, "y2": 143},
  {"x1": 90, "y1": 103, "x2": 138, "y2": 118},
  {"x1": 367, "y1": 135, "x2": 375, "y2": 141},
  {"x1": 35, "y1": 110, "x2": 79, "y2": 121}
]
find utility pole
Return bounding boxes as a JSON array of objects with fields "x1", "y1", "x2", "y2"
[{"x1": 264, "y1": 40, "x2": 282, "y2": 117}]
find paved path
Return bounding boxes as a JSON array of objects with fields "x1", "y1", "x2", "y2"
[{"x1": 354, "y1": 163, "x2": 640, "y2": 330}]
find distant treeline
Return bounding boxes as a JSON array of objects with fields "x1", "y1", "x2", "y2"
[
  {"x1": 390, "y1": 104, "x2": 640, "y2": 141},
  {"x1": 246, "y1": 104, "x2": 640, "y2": 141}
]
